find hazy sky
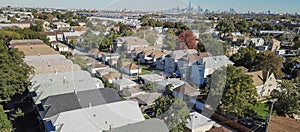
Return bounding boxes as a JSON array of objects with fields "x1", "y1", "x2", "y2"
[{"x1": 0, "y1": 0, "x2": 299, "y2": 13}]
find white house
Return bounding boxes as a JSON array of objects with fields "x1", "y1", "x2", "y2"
[
  {"x1": 245, "y1": 71, "x2": 278, "y2": 99},
  {"x1": 121, "y1": 62, "x2": 142, "y2": 76},
  {"x1": 190, "y1": 55, "x2": 234, "y2": 85}
]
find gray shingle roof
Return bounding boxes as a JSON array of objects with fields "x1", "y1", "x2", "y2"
[
  {"x1": 41, "y1": 88, "x2": 121, "y2": 118},
  {"x1": 199, "y1": 55, "x2": 234, "y2": 69},
  {"x1": 107, "y1": 118, "x2": 169, "y2": 132}
]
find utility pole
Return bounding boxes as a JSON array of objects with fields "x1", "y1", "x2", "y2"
[{"x1": 265, "y1": 98, "x2": 277, "y2": 132}]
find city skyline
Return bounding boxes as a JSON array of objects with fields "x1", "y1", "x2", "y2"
[{"x1": 0, "y1": 0, "x2": 300, "y2": 13}]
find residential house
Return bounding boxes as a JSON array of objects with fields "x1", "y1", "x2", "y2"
[
  {"x1": 107, "y1": 118, "x2": 169, "y2": 132},
  {"x1": 131, "y1": 92, "x2": 162, "y2": 111},
  {"x1": 39, "y1": 88, "x2": 121, "y2": 118},
  {"x1": 88, "y1": 63, "x2": 107, "y2": 74},
  {"x1": 89, "y1": 48, "x2": 104, "y2": 60},
  {"x1": 136, "y1": 48, "x2": 171, "y2": 64},
  {"x1": 24, "y1": 54, "x2": 81, "y2": 74},
  {"x1": 113, "y1": 79, "x2": 138, "y2": 91},
  {"x1": 156, "y1": 78, "x2": 185, "y2": 92},
  {"x1": 113, "y1": 37, "x2": 150, "y2": 54},
  {"x1": 10, "y1": 39, "x2": 59, "y2": 56},
  {"x1": 185, "y1": 112, "x2": 216, "y2": 132},
  {"x1": 39, "y1": 32, "x2": 57, "y2": 42},
  {"x1": 45, "y1": 101, "x2": 145, "y2": 132},
  {"x1": 51, "y1": 41, "x2": 69, "y2": 52},
  {"x1": 70, "y1": 26, "x2": 89, "y2": 35},
  {"x1": 172, "y1": 83, "x2": 202, "y2": 110},
  {"x1": 121, "y1": 62, "x2": 142, "y2": 76},
  {"x1": 163, "y1": 49, "x2": 198, "y2": 75},
  {"x1": 270, "y1": 38, "x2": 281, "y2": 52},
  {"x1": 63, "y1": 31, "x2": 82, "y2": 44},
  {"x1": 53, "y1": 22, "x2": 70, "y2": 29},
  {"x1": 245, "y1": 71, "x2": 278, "y2": 99},
  {"x1": 139, "y1": 74, "x2": 165, "y2": 84},
  {"x1": 30, "y1": 70, "x2": 104, "y2": 101},
  {"x1": 95, "y1": 67, "x2": 119, "y2": 78},
  {"x1": 102, "y1": 72, "x2": 122, "y2": 83},
  {"x1": 120, "y1": 87, "x2": 146, "y2": 98},
  {"x1": 190, "y1": 55, "x2": 234, "y2": 85},
  {"x1": 102, "y1": 53, "x2": 120, "y2": 66}
]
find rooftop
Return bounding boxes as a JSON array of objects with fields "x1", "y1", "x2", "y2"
[
  {"x1": 113, "y1": 79, "x2": 138, "y2": 87},
  {"x1": 10, "y1": 39, "x2": 44, "y2": 46},
  {"x1": 107, "y1": 118, "x2": 168, "y2": 132},
  {"x1": 269, "y1": 116, "x2": 300, "y2": 132},
  {"x1": 30, "y1": 70, "x2": 104, "y2": 100},
  {"x1": 186, "y1": 112, "x2": 215, "y2": 131},
  {"x1": 156, "y1": 78, "x2": 185, "y2": 89},
  {"x1": 24, "y1": 54, "x2": 81, "y2": 74},
  {"x1": 140, "y1": 74, "x2": 165, "y2": 83},
  {"x1": 41, "y1": 88, "x2": 121, "y2": 118},
  {"x1": 14, "y1": 44, "x2": 59, "y2": 56},
  {"x1": 49, "y1": 101, "x2": 145, "y2": 132},
  {"x1": 116, "y1": 37, "x2": 149, "y2": 45},
  {"x1": 198, "y1": 55, "x2": 234, "y2": 69},
  {"x1": 132, "y1": 92, "x2": 162, "y2": 105}
]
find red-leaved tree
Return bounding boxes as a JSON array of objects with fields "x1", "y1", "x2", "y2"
[{"x1": 177, "y1": 30, "x2": 197, "y2": 50}]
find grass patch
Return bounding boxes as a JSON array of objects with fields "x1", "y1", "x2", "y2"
[{"x1": 251, "y1": 102, "x2": 277, "y2": 120}]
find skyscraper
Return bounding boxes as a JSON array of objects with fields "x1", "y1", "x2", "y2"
[{"x1": 188, "y1": 2, "x2": 192, "y2": 13}]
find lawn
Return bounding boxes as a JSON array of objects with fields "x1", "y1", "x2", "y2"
[{"x1": 251, "y1": 102, "x2": 277, "y2": 120}]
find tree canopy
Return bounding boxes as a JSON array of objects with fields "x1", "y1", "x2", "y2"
[
  {"x1": 211, "y1": 65, "x2": 257, "y2": 117},
  {"x1": 271, "y1": 80, "x2": 300, "y2": 117},
  {"x1": 178, "y1": 30, "x2": 197, "y2": 50},
  {"x1": 0, "y1": 34, "x2": 33, "y2": 131},
  {"x1": 153, "y1": 96, "x2": 190, "y2": 132}
]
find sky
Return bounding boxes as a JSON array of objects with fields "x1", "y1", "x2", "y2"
[{"x1": 0, "y1": 0, "x2": 299, "y2": 13}]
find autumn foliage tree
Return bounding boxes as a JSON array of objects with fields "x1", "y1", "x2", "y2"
[{"x1": 177, "y1": 30, "x2": 197, "y2": 50}]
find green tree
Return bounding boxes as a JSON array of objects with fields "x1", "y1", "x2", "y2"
[
  {"x1": 212, "y1": 65, "x2": 257, "y2": 117},
  {"x1": 271, "y1": 80, "x2": 300, "y2": 116},
  {"x1": 0, "y1": 106, "x2": 13, "y2": 132},
  {"x1": 230, "y1": 46, "x2": 258, "y2": 70},
  {"x1": 81, "y1": 31, "x2": 103, "y2": 48},
  {"x1": 30, "y1": 20, "x2": 44, "y2": 32},
  {"x1": 164, "y1": 32, "x2": 177, "y2": 50},
  {"x1": 142, "y1": 82, "x2": 156, "y2": 92},
  {"x1": 70, "y1": 21, "x2": 80, "y2": 26},
  {"x1": 255, "y1": 51, "x2": 284, "y2": 78},
  {"x1": 154, "y1": 96, "x2": 190, "y2": 132}
]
